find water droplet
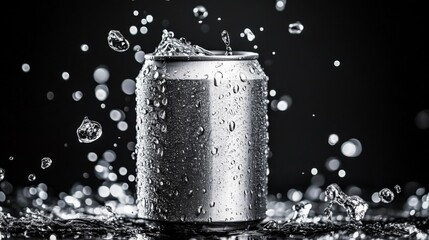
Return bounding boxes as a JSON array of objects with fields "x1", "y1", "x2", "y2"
[
  {"x1": 161, "y1": 98, "x2": 168, "y2": 106},
  {"x1": 158, "y1": 109, "x2": 166, "y2": 119},
  {"x1": 197, "y1": 126, "x2": 204, "y2": 136},
  {"x1": 153, "y1": 71, "x2": 159, "y2": 79},
  {"x1": 229, "y1": 121, "x2": 236, "y2": 131},
  {"x1": 107, "y1": 30, "x2": 130, "y2": 52},
  {"x1": 211, "y1": 147, "x2": 218, "y2": 155},
  {"x1": 334, "y1": 60, "x2": 341, "y2": 67},
  {"x1": 28, "y1": 173, "x2": 36, "y2": 182},
  {"x1": 394, "y1": 185, "x2": 401, "y2": 194},
  {"x1": 244, "y1": 28, "x2": 255, "y2": 41},
  {"x1": 193, "y1": 5, "x2": 208, "y2": 19},
  {"x1": 221, "y1": 30, "x2": 232, "y2": 55},
  {"x1": 76, "y1": 117, "x2": 102, "y2": 143},
  {"x1": 210, "y1": 201, "x2": 215, "y2": 207},
  {"x1": 197, "y1": 205, "x2": 203, "y2": 215},
  {"x1": 22, "y1": 63, "x2": 30, "y2": 72},
  {"x1": 214, "y1": 71, "x2": 223, "y2": 86},
  {"x1": 328, "y1": 134, "x2": 339, "y2": 146},
  {"x1": 161, "y1": 125, "x2": 168, "y2": 133},
  {"x1": 0, "y1": 168, "x2": 5, "y2": 181},
  {"x1": 239, "y1": 73, "x2": 247, "y2": 82},
  {"x1": 341, "y1": 138, "x2": 362, "y2": 157},
  {"x1": 378, "y1": 188, "x2": 395, "y2": 203},
  {"x1": 41, "y1": 157, "x2": 52, "y2": 169},
  {"x1": 80, "y1": 44, "x2": 89, "y2": 52},
  {"x1": 233, "y1": 85, "x2": 239, "y2": 93},
  {"x1": 288, "y1": 21, "x2": 304, "y2": 34},
  {"x1": 275, "y1": 0, "x2": 286, "y2": 11}
]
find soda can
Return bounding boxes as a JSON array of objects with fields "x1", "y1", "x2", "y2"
[{"x1": 135, "y1": 51, "x2": 269, "y2": 228}]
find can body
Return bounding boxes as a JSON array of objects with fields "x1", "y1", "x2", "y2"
[{"x1": 135, "y1": 52, "x2": 269, "y2": 224}]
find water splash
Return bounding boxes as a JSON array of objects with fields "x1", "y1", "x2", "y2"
[
  {"x1": 291, "y1": 200, "x2": 312, "y2": 222},
  {"x1": 221, "y1": 30, "x2": 232, "y2": 55},
  {"x1": 76, "y1": 116, "x2": 103, "y2": 143},
  {"x1": 1, "y1": 190, "x2": 428, "y2": 239},
  {"x1": 324, "y1": 183, "x2": 368, "y2": 222},
  {"x1": 107, "y1": 30, "x2": 130, "y2": 52},
  {"x1": 152, "y1": 29, "x2": 214, "y2": 56}
]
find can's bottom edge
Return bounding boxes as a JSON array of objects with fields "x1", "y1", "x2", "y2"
[{"x1": 140, "y1": 218, "x2": 263, "y2": 234}]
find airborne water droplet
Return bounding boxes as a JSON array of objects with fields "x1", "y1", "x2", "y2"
[
  {"x1": 107, "y1": 30, "x2": 130, "y2": 52},
  {"x1": 76, "y1": 116, "x2": 103, "y2": 143},
  {"x1": 210, "y1": 201, "x2": 215, "y2": 207},
  {"x1": 211, "y1": 147, "x2": 218, "y2": 155},
  {"x1": 288, "y1": 21, "x2": 304, "y2": 34},
  {"x1": 394, "y1": 185, "x2": 401, "y2": 194},
  {"x1": 378, "y1": 188, "x2": 395, "y2": 203},
  {"x1": 244, "y1": 28, "x2": 255, "y2": 41},
  {"x1": 0, "y1": 168, "x2": 5, "y2": 181},
  {"x1": 193, "y1": 5, "x2": 208, "y2": 19},
  {"x1": 28, "y1": 173, "x2": 36, "y2": 182},
  {"x1": 41, "y1": 157, "x2": 52, "y2": 169}
]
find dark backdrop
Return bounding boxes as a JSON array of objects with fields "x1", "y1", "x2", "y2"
[{"x1": 1, "y1": 1, "x2": 428, "y2": 201}]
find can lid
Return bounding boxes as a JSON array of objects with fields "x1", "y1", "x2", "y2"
[{"x1": 145, "y1": 51, "x2": 259, "y2": 61}]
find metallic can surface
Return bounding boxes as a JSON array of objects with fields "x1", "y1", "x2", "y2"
[{"x1": 135, "y1": 51, "x2": 269, "y2": 224}]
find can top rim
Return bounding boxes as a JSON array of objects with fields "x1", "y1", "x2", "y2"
[{"x1": 145, "y1": 51, "x2": 259, "y2": 61}]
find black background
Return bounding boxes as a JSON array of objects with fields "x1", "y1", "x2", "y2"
[{"x1": 1, "y1": 0, "x2": 428, "y2": 202}]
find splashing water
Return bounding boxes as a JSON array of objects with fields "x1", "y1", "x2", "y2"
[
  {"x1": 76, "y1": 116, "x2": 103, "y2": 143},
  {"x1": 221, "y1": 30, "x2": 232, "y2": 55},
  {"x1": 41, "y1": 157, "x2": 52, "y2": 169},
  {"x1": 2, "y1": 28, "x2": 429, "y2": 240},
  {"x1": 1, "y1": 187, "x2": 428, "y2": 239},
  {"x1": 152, "y1": 29, "x2": 214, "y2": 56},
  {"x1": 107, "y1": 30, "x2": 130, "y2": 52},
  {"x1": 324, "y1": 183, "x2": 369, "y2": 222}
]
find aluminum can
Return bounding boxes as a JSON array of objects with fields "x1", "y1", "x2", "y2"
[{"x1": 135, "y1": 51, "x2": 269, "y2": 226}]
